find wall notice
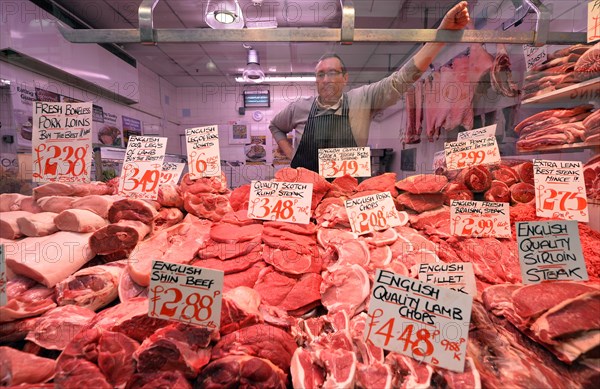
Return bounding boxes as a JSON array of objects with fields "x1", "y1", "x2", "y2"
[{"x1": 516, "y1": 220, "x2": 588, "y2": 284}]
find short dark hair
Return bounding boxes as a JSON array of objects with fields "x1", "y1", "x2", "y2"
[{"x1": 317, "y1": 53, "x2": 347, "y2": 73}]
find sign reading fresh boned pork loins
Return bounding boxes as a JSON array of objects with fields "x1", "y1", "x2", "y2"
[
  {"x1": 366, "y1": 269, "x2": 473, "y2": 372},
  {"x1": 247, "y1": 180, "x2": 313, "y2": 224},
  {"x1": 148, "y1": 260, "x2": 223, "y2": 330}
]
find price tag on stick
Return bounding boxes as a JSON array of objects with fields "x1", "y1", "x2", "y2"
[
  {"x1": 516, "y1": 221, "x2": 588, "y2": 284},
  {"x1": 32, "y1": 101, "x2": 93, "y2": 183},
  {"x1": 186, "y1": 126, "x2": 221, "y2": 179},
  {"x1": 160, "y1": 162, "x2": 185, "y2": 185},
  {"x1": 0, "y1": 245, "x2": 6, "y2": 306},
  {"x1": 533, "y1": 159, "x2": 588, "y2": 222},
  {"x1": 318, "y1": 147, "x2": 371, "y2": 178},
  {"x1": 366, "y1": 270, "x2": 473, "y2": 372},
  {"x1": 444, "y1": 136, "x2": 500, "y2": 171},
  {"x1": 149, "y1": 260, "x2": 223, "y2": 329},
  {"x1": 450, "y1": 200, "x2": 511, "y2": 239},
  {"x1": 345, "y1": 192, "x2": 402, "y2": 235},
  {"x1": 118, "y1": 135, "x2": 168, "y2": 200},
  {"x1": 247, "y1": 181, "x2": 313, "y2": 224}
]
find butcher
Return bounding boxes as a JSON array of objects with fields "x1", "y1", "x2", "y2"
[{"x1": 269, "y1": 1, "x2": 471, "y2": 173}]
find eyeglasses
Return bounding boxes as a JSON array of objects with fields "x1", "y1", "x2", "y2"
[{"x1": 315, "y1": 70, "x2": 344, "y2": 79}]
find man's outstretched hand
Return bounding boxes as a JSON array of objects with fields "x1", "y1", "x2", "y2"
[{"x1": 439, "y1": 1, "x2": 470, "y2": 30}]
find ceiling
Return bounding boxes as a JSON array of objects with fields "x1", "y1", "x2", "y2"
[{"x1": 45, "y1": 0, "x2": 586, "y2": 87}]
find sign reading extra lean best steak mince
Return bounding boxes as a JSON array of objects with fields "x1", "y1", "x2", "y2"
[
  {"x1": 516, "y1": 220, "x2": 588, "y2": 284},
  {"x1": 148, "y1": 260, "x2": 223, "y2": 329},
  {"x1": 185, "y1": 125, "x2": 221, "y2": 179},
  {"x1": 318, "y1": 147, "x2": 371, "y2": 178},
  {"x1": 32, "y1": 101, "x2": 92, "y2": 183},
  {"x1": 533, "y1": 159, "x2": 588, "y2": 222},
  {"x1": 247, "y1": 181, "x2": 313, "y2": 224},
  {"x1": 365, "y1": 270, "x2": 473, "y2": 372}
]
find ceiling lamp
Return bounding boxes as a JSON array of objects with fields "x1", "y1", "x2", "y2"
[
  {"x1": 205, "y1": 0, "x2": 244, "y2": 29},
  {"x1": 235, "y1": 75, "x2": 317, "y2": 83},
  {"x1": 242, "y1": 48, "x2": 265, "y2": 83}
]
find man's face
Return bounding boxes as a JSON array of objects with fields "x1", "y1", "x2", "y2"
[{"x1": 315, "y1": 57, "x2": 348, "y2": 105}]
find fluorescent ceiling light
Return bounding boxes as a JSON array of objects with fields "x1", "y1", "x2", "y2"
[{"x1": 235, "y1": 75, "x2": 316, "y2": 83}]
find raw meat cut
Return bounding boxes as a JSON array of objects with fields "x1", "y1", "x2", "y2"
[
  {"x1": 253, "y1": 267, "x2": 322, "y2": 315},
  {"x1": 0, "y1": 210, "x2": 30, "y2": 239},
  {"x1": 409, "y1": 207, "x2": 452, "y2": 237},
  {"x1": 134, "y1": 323, "x2": 217, "y2": 378},
  {"x1": 404, "y1": 85, "x2": 418, "y2": 144},
  {"x1": 195, "y1": 355, "x2": 287, "y2": 388},
  {"x1": 396, "y1": 192, "x2": 444, "y2": 213},
  {"x1": 263, "y1": 245, "x2": 322, "y2": 274},
  {"x1": 55, "y1": 209, "x2": 108, "y2": 232},
  {"x1": 219, "y1": 286, "x2": 262, "y2": 335},
  {"x1": 6, "y1": 232, "x2": 94, "y2": 287},
  {"x1": 510, "y1": 182, "x2": 535, "y2": 203},
  {"x1": 0, "y1": 346, "x2": 55, "y2": 385},
  {"x1": 16, "y1": 211, "x2": 58, "y2": 237},
  {"x1": 356, "y1": 362, "x2": 393, "y2": 389},
  {"x1": 514, "y1": 104, "x2": 593, "y2": 134},
  {"x1": 514, "y1": 161, "x2": 534, "y2": 184},
  {"x1": 71, "y1": 195, "x2": 118, "y2": 218},
  {"x1": 290, "y1": 348, "x2": 326, "y2": 388},
  {"x1": 157, "y1": 184, "x2": 184, "y2": 208},
  {"x1": 56, "y1": 261, "x2": 126, "y2": 310},
  {"x1": 32, "y1": 181, "x2": 114, "y2": 200},
  {"x1": 210, "y1": 222, "x2": 263, "y2": 243},
  {"x1": 583, "y1": 109, "x2": 600, "y2": 131},
  {"x1": 211, "y1": 324, "x2": 297, "y2": 372},
  {"x1": 89, "y1": 220, "x2": 150, "y2": 256},
  {"x1": 0, "y1": 283, "x2": 56, "y2": 323},
  {"x1": 98, "y1": 331, "x2": 140, "y2": 388},
  {"x1": 574, "y1": 41, "x2": 600, "y2": 73},
  {"x1": 184, "y1": 191, "x2": 232, "y2": 221},
  {"x1": 460, "y1": 166, "x2": 493, "y2": 193},
  {"x1": 484, "y1": 180, "x2": 511, "y2": 203},
  {"x1": 25, "y1": 304, "x2": 96, "y2": 350},
  {"x1": 442, "y1": 182, "x2": 474, "y2": 205},
  {"x1": 321, "y1": 264, "x2": 370, "y2": 316},
  {"x1": 37, "y1": 195, "x2": 76, "y2": 213},
  {"x1": 316, "y1": 348, "x2": 357, "y2": 388},
  {"x1": 517, "y1": 122, "x2": 586, "y2": 151},
  {"x1": 357, "y1": 173, "x2": 398, "y2": 197},
  {"x1": 229, "y1": 184, "x2": 250, "y2": 211},
  {"x1": 425, "y1": 71, "x2": 443, "y2": 141},
  {"x1": 492, "y1": 165, "x2": 519, "y2": 186},
  {"x1": 128, "y1": 216, "x2": 211, "y2": 286},
  {"x1": 108, "y1": 198, "x2": 158, "y2": 224},
  {"x1": 395, "y1": 174, "x2": 448, "y2": 194},
  {"x1": 125, "y1": 371, "x2": 191, "y2": 389},
  {"x1": 0, "y1": 193, "x2": 27, "y2": 212},
  {"x1": 491, "y1": 43, "x2": 519, "y2": 97},
  {"x1": 18, "y1": 196, "x2": 43, "y2": 213},
  {"x1": 154, "y1": 207, "x2": 185, "y2": 232},
  {"x1": 314, "y1": 198, "x2": 350, "y2": 228}
]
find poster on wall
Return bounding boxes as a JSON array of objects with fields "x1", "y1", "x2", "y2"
[
  {"x1": 122, "y1": 115, "x2": 142, "y2": 147},
  {"x1": 229, "y1": 124, "x2": 250, "y2": 144},
  {"x1": 14, "y1": 84, "x2": 36, "y2": 150},
  {"x1": 246, "y1": 135, "x2": 267, "y2": 164},
  {"x1": 35, "y1": 88, "x2": 60, "y2": 102},
  {"x1": 61, "y1": 96, "x2": 82, "y2": 103},
  {"x1": 96, "y1": 111, "x2": 122, "y2": 147}
]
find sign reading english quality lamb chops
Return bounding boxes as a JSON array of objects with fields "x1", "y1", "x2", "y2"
[{"x1": 366, "y1": 269, "x2": 473, "y2": 373}]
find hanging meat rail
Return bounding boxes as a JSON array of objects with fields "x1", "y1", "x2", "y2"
[{"x1": 57, "y1": 0, "x2": 585, "y2": 46}]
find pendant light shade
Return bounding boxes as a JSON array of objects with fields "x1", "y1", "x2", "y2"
[
  {"x1": 242, "y1": 49, "x2": 265, "y2": 83},
  {"x1": 205, "y1": 0, "x2": 244, "y2": 29}
]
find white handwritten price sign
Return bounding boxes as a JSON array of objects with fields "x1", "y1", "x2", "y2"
[
  {"x1": 149, "y1": 260, "x2": 223, "y2": 329},
  {"x1": 32, "y1": 101, "x2": 92, "y2": 183},
  {"x1": 588, "y1": 0, "x2": 600, "y2": 43},
  {"x1": 450, "y1": 200, "x2": 511, "y2": 239},
  {"x1": 318, "y1": 147, "x2": 371, "y2": 178},
  {"x1": 366, "y1": 270, "x2": 473, "y2": 372},
  {"x1": 444, "y1": 136, "x2": 500, "y2": 171},
  {"x1": 186, "y1": 126, "x2": 221, "y2": 179},
  {"x1": 0, "y1": 244, "x2": 6, "y2": 306},
  {"x1": 456, "y1": 124, "x2": 497, "y2": 141},
  {"x1": 533, "y1": 159, "x2": 588, "y2": 222},
  {"x1": 516, "y1": 221, "x2": 587, "y2": 284},
  {"x1": 345, "y1": 192, "x2": 402, "y2": 235},
  {"x1": 523, "y1": 44, "x2": 548, "y2": 71},
  {"x1": 416, "y1": 263, "x2": 477, "y2": 297},
  {"x1": 161, "y1": 162, "x2": 185, "y2": 185},
  {"x1": 247, "y1": 181, "x2": 313, "y2": 224},
  {"x1": 118, "y1": 136, "x2": 168, "y2": 200}
]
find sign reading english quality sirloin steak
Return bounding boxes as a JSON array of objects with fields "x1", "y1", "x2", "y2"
[{"x1": 516, "y1": 220, "x2": 588, "y2": 284}]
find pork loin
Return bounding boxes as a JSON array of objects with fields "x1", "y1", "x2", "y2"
[
  {"x1": 55, "y1": 209, "x2": 108, "y2": 233},
  {"x1": 16, "y1": 212, "x2": 59, "y2": 237}
]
